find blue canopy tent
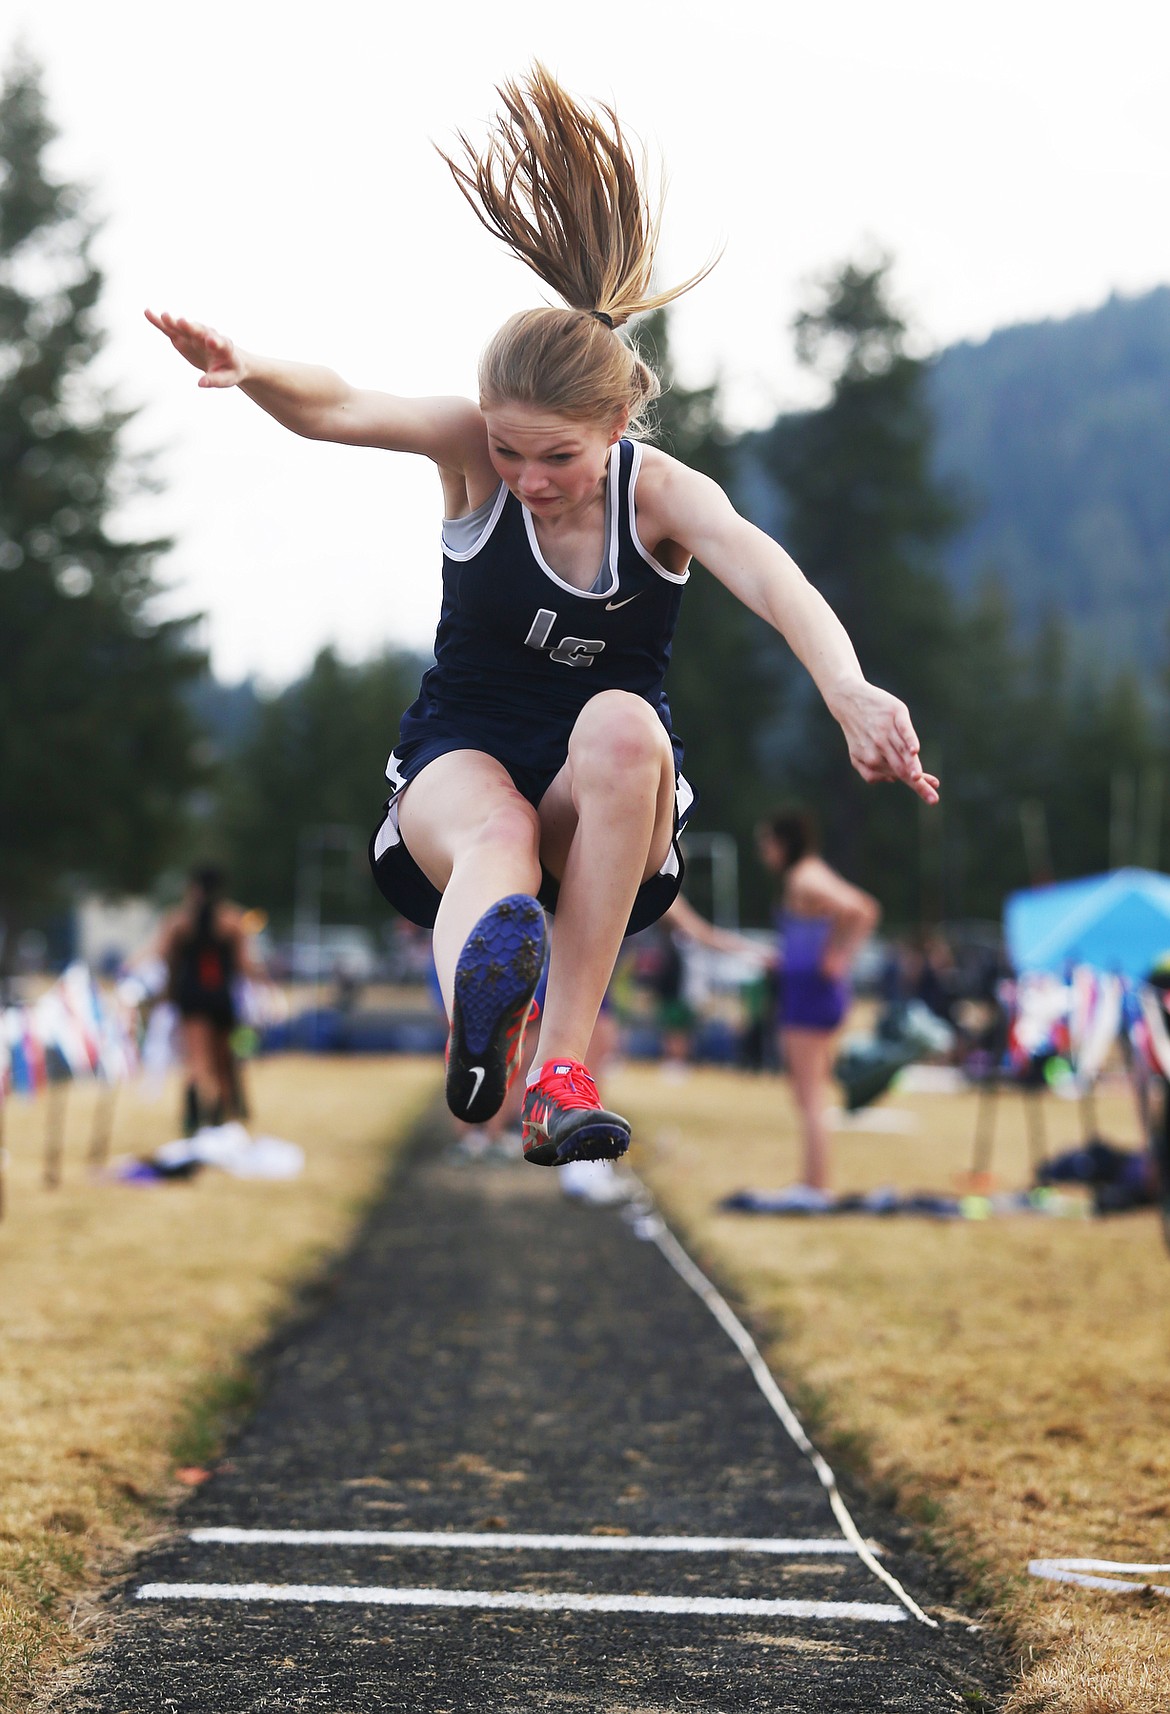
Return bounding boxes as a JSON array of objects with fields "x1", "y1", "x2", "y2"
[
  {"x1": 992, "y1": 871, "x2": 1170, "y2": 1205},
  {"x1": 1005, "y1": 868, "x2": 1170, "y2": 981}
]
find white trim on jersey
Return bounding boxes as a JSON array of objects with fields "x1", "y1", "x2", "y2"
[
  {"x1": 627, "y1": 441, "x2": 691, "y2": 585},
  {"x1": 520, "y1": 449, "x2": 621, "y2": 600}
]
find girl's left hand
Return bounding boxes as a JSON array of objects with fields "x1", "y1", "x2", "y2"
[{"x1": 830, "y1": 681, "x2": 940, "y2": 805}]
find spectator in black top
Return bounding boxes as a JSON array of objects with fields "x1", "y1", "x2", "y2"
[{"x1": 158, "y1": 866, "x2": 258, "y2": 1133}]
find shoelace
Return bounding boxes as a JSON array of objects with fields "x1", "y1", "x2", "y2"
[{"x1": 533, "y1": 1061, "x2": 600, "y2": 1110}]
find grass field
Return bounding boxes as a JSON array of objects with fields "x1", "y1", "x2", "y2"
[
  {"x1": 610, "y1": 1059, "x2": 1170, "y2": 1714},
  {"x1": 0, "y1": 1055, "x2": 436, "y2": 1711}
]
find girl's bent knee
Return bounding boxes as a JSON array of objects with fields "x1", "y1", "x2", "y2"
[
  {"x1": 570, "y1": 692, "x2": 668, "y2": 777},
  {"x1": 469, "y1": 797, "x2": 542, "y2": 869}
]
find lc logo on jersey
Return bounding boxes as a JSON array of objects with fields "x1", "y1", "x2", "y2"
[{"x1": 524, "y1": 607, "x2": 605, "y2": 668}]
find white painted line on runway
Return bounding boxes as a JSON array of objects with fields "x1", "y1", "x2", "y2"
[
  {"x1": 136, "y1": 1582, "x2": 908, "y2": 1621},
  {"x1": 189, "y1": 1528, "x2": 873, "y2": 1556},
  {"x1": 638, "y1": 1209, "x2": 939, "y2": 1628}
]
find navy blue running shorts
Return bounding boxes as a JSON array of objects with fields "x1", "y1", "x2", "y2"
[{"x1": 368, "y1": 735, "x2": 694, "y2": 938}]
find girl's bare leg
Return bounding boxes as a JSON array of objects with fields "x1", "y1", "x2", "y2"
[
  {"x1": 782, "y1": 1026, "x2": 837, "y2": 1191},
  {"x1": 397, "y1": 750, "x2": 542, "y2": 1015},
  {"x1": 210, "y1": 1028, "x2": 236, "y2": 1118},
  {"x1": 182, "y1": 1018, "x2": 221, "y2": 1117},
  {"x1": 535, "y1": 692, "x2": 676, "y2": 1065}
]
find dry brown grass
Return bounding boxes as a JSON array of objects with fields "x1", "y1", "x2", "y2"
[
  {"x1": 608, "y1": 1059, "x2": 1170, "y2": 1714},
  {"x1": 0, "y1": 1055, "x2": 437, "y2": 1710}
]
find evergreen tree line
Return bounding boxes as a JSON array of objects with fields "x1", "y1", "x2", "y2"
[
  {"x1": 1, "y1": 52, "x2": 1165, "y2": 962},
  {"x1": 657, "y1": 271, "x2": 1169, "y2": 926},
  {"x1": 0, "y1": 54, "x2": 202, "y2": 973},
  {"x1": 695, "y1": 269, "x2": 1170, "y2": 932},
  {"x1": 929, "y1": 286, "x2": 1170, "y2": 680}
]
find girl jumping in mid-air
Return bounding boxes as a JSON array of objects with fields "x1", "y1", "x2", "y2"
[{"x1": 147, "y1": 65, "x2": 938, "y2": 1168}]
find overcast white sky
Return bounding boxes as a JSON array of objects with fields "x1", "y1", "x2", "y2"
[{"x1": 5, "y1": 0, "x2": 1169, "y2": 684}]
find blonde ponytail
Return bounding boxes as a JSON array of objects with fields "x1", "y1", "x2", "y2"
[{"x1": 439, "y1": 65, "x2": 716, "y2": 431}]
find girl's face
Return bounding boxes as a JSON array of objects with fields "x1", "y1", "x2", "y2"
[
  {"x1": 755, "y1": 830, "x2": 789, "y2": 876},
  {"x1": 481, "y1": 401, "x2": 626, "y2": 515}
]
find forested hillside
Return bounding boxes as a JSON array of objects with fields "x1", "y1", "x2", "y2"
[
  {"x1": 719, "y1": 268, "x2": 1170, "y2": 922},
  {"x1": 927, "y1": 286, "x2": 1170, "y2": 680}
]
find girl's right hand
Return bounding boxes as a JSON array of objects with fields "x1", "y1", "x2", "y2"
[
  {"x1": 819, "y1": 944, "x2": 852, "y2": 983},
  {"x1": 144, "y1": 309, "x2": 248, "y2": 388},
  {"x1": 828, "y1": 678, "x2": 940, "y2": 805}
]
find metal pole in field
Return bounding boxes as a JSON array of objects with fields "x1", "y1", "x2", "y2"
[
  {"x1": 1024, "y1": 1087, "x2": 1048, "y2": 1174},
  {"x1": 971, "y1": 1077, "x2": 997, "y2": 1178},
  {"x1": 87, "y1": 1080, "x2": 118, "y2": 1170},
  {"x1": 1154, "y1": 1074, "x2": 1170, "y2": 1258},
  {"x1": 679, "y1": 832, "x2": 740, "y2": 928},
  {"x1": 295, "y1": 826, "x2": 365, "y2": 1047},
  {"x1": 43, "y1": 1078, "x2": 68, "y2": 1189}
]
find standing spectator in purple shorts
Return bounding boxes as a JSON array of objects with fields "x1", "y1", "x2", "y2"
[{"x1": 757, "y1": 810, "x2": 881, "y2": 1208}]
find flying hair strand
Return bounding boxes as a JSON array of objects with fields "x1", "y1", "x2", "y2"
[
  {"x1": 437, "y1": 63, "x2": 716, "y2": 327},
  {"x1": 437, "y1": 66, "x2": 719, "y2": 431}
]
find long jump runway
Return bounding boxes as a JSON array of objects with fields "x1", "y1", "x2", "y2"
[{"x1": 67, "y1": 1111, "x2": 1005, "y2": 1712}]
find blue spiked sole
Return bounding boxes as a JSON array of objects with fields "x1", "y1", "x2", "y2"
[{"x1": 446, "y1": 894, "x2": 547, "y2": 1125}]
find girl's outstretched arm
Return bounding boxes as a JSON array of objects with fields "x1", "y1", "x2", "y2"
[
  {"x1": 647, "y1": 455, "x2": 941, "y2": 806},
  {"x1": 662, "y1": 893, "x2": 768, "y2": 961},
  {"x1": 144, "y1": 310, "x2": 487, "y2": 473}
]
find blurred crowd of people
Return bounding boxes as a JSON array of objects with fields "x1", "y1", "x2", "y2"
[{"x1": 88, "y1": 826, "x2": 1165, "y2": 1221}]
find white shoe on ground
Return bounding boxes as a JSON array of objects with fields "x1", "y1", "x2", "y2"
[{"x1": 559, "y1": 1158, "x2": 632, "y2": 1205}]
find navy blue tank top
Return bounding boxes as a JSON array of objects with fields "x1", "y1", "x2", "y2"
[{"x1": 395, "y1": 438, "x2": 688, "y2": 782}]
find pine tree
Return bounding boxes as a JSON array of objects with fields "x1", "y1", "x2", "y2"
[
  {"x1": 0, "y1": 52, "x2": 204, "y2": 963},
  {"x1": 638, "y1": 311, "x2": 778, "y2": 920},
  {"x1": 216, "y1": 646, "x2": 425, "y2": 925},
  {"x1": 752, "y1": 258, "x2": 964, "y2": 922}
]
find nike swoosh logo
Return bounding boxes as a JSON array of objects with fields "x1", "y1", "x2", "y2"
[
  {"x1": 605, "y1": 593, "x2": 640, "y2": 610},
  {"x1": 466, "y1": 1066, "x2": 486, "y2": 1109}
]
